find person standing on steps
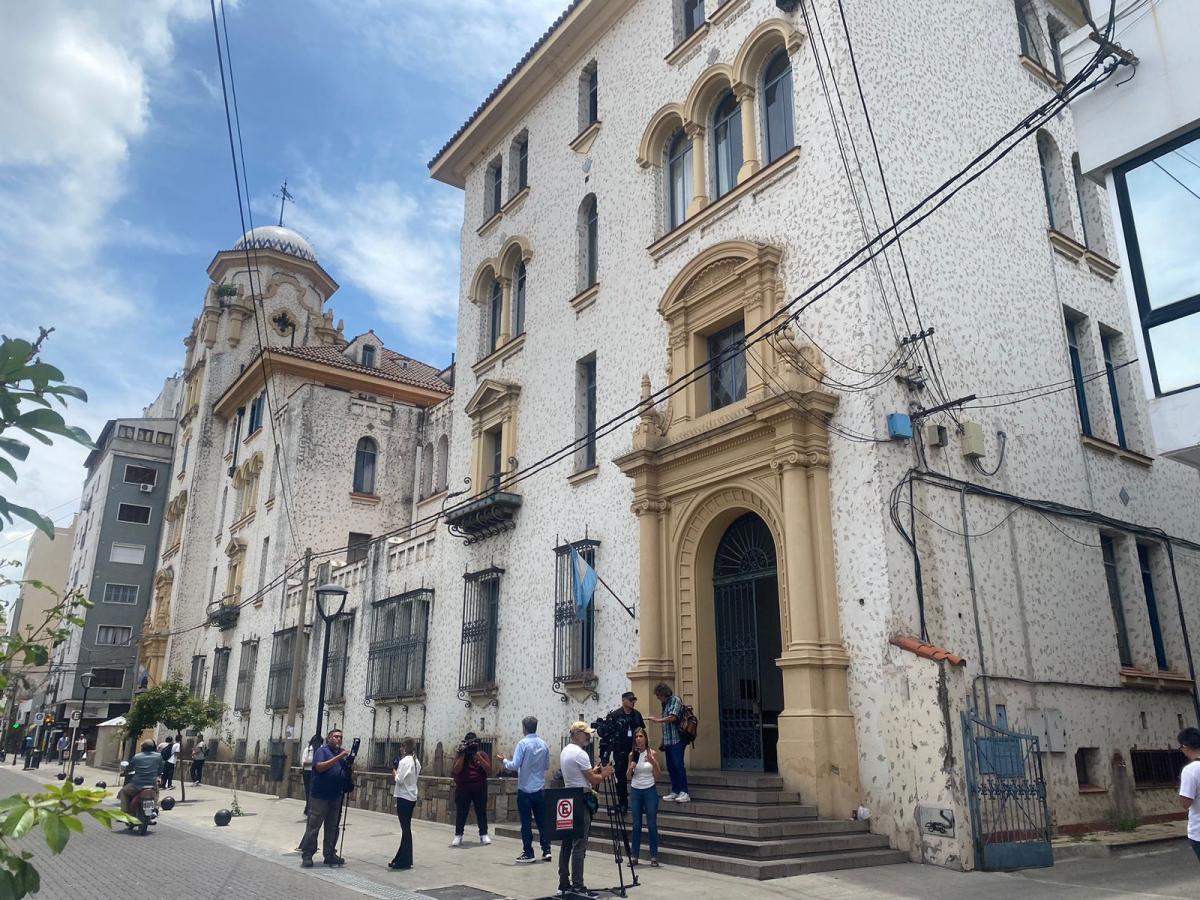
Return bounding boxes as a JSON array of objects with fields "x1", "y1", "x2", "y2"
[
  {"x1": 389, "y1": 738, "x2": 421, "y2": 870},
  {"x1": 627, "y1": 727, "x2": 662, "y2": 867},
  {"x1": 1179, "y1": 726, "x2": 1200, "y2": 863},
  {"x1": 558, "y1": 721, "x2": 614, "y2": 898},
  {"x1": 604, "y1": 692, "x2": 645, "y2": 814},
  {"x1": 450, "y1": 732, "x2": 492, "y2": 847},
  {"x1": 299, "y1": 728, "x2": 351, "y2": 868},
  {"x1": 502, "y1": 715, "x2": 552, "y2": 863},
  {"x1": 648, "y1": 682, "x2": 689, "y2": 803}
]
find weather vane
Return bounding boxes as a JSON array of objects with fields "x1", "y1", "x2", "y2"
[{"x1": 273, "y1": 180, "x2": 295, "y2": 227}]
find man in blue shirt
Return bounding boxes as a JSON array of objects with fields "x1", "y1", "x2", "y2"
[
  {"x1": 502, "y1": 715, "x2": 551, "y2": 863},
  {"x1": 299, "y1": 729, "x2": 351, "y2": 868}
]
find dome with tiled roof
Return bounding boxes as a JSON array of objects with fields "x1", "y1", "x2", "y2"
[{"x1": 232, "y1": 225, "x2": 317, "y2": 263}]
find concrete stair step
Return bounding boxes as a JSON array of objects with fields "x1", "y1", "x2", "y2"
[
  {"x1": 589, "y1": 822, "x2": 892, "y2": 860},
  {"x1": 623, "y1": 843, "x2": 909, "y2": 880},
  {"x1": 598, "y1": 809, "x2": 869, "y2": 839},
  {"x1": 635, "y1": 797, "x2": 818, "y2": 820},
  {"x1": 652, "y1": 784, "x2": 800, "y2": 804},
  {"x1": 656, "y1": 770, "x2": 785, "y2": 790}
]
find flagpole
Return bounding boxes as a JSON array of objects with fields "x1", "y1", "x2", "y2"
[{"x1": 594, "y1": 572, "x2": 635, "y2": 619}]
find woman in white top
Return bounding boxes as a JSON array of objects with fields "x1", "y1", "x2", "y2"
[
  {"x1": 626, "y1": 727, "x2": 662, "y2": 866},
  {"x1": 301, "y1": 735, "x2": 321, "y2": 817},
  {"x1": 389, "y1": 738, "x2": 421, "y2": 870}
]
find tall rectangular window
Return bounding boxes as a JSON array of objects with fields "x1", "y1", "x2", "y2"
[
  {"x1": 234, "y1": 640, "x2": 259, "y2": 711},
  {"x1": 1064, "y1": 313, "x2": 1092, "y2": 436},
  {"x1": 247, "y1": 391, "x2": 265, "y2": 433},
  {"x1": 189, "y1": 654, "x2": 207, "y2": 695},
  {"x1": 258, "y1": 537, "x2": 270, "y2": 592},
  {"x1": 361, "y1": 345, "x2": 376, "y2": 368},
  {"x1": 576, "y1": 356, "x2": 597, "y2": 471},
  {"x1": 325, "y1": 614, "x2": 353, "y2": 703},
  {"x1": 682, "y1": 0, "x2": 705, "y2": 39},
  {"x1": 267, "y1": 627, "x2": 307, "y2": 708},
  {"x1": 368, "y1": 590, "x2": 431, "y2": 699},
  {"x1": 102, "y1": 584, "x2": 139, "y2": 605},
  {"x1": 708, "y1": 320, "x2": 748, "y2": 411},
  {"x1": 486, "y1": 427, "x2": 504, "y2": 489},
  {"x1": 517, "y1": 136, "x2": 529, "y2": 192},
  {"x1": 1048, "y1": 22, "x2": 1065, "y2": 80},
  {"x1": 1100, "y1": 535, "x2": 1132, "y2": 667},
  {"x1": 1113, "y1": 128, "x2": 1200, "y2": 395},
  {"x1": 554, "y1": 540, "x2": 598, "y2": 683},
  {"x1": 347, "y1": 532, "x2": 371, "y2": 565},
  {"x1": 489, "y1": 159, "x2": 503, "y2": 217},
  {"x1": 1138, "y1": 544, "x2": 1168, "y2": 670},
  {"x1": 210, "y1": 647, "x2": 231, "y2": 700},
  {"x1": 460, "y1": 569, "x2": 502, "y2": 692},
  {"x1": 1101, "y1": 333, "x2": 1127, "y2": 449},
  {"x1": 1015, "y1": 0, "x2": 1039, "y2": 62},
  {"x1": 587, "y1": 65, "x2": 599, "y2": 125}
]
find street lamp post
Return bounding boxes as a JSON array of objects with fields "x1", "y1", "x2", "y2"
[
  {"x1": 67, "y1": 671, "x2": 94, "y2": 782},
  {"x1": 311, "y1": 584, "x2": 349, "y2": 745}
]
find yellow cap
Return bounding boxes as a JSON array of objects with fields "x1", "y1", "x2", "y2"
[{"x1": 569, "y1": 721, "x2": 595, "y2": 735}]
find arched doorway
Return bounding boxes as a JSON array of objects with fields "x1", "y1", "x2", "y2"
[{"x1": 713, "y1": 512, "x2": 783, "y2": 771}]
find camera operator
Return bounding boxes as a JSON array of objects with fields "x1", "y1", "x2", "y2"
[
  {"x1": 558, "y1": 722, "x2": 615, "y2": 898},
  {"x1": 451, "y1": 731, "x2": 492, "y2": 847},
  {"x1": 603, "y1": 692, "x2": 644, "y2": 814},
  {"x1": 299, "y1": 728, "x2": 352, "y2": 868}
]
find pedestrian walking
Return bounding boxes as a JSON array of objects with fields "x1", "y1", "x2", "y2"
[
  {"x1": 388, "y1": 738, "x2": 420, "y2": 870},
  {"x1": 604, "y1": 692, "x2": 645, "y2": 814},
  {"x1": 502, "y1": 716, "x2": 552, "y2": 863},
  {"x1": 190, "y1": 735, "x2": 208, "y2": 785},
  {"x1": 56, "y1": 734, "x2": 69, "y2": 768},
  {"x1": 450, "y1": 731, "x2": 492, "y2": 847},
  {"x1": 299, "y1": 728, "x2": 351, "y2": 868},
  {"x1": 627, "y1": 727, "x2": 662, "y2": 867},
  {"x1": 557, "y1": 721, "x2": 614, "y2": 897},
  {"x1": 1179, "y1": 727, "x2": 1200, "y2": 863},
  {"x1": 301, "y1": 734, "x2": 321, "y2": 817},
  {"x1": 74, "y1": 733, "x2": 87, "y2": 763},
  {"x1": 649, "y1": 682, "x2": 689, "y2": 803},
  {"x1": 161, "y1": 733, "x2": 180, "y2": 788}
]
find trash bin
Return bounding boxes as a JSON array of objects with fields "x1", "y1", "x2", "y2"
[
  {"x1": 29, "y1": 749, "x2": 41, "y2": 769},
  {"x1": 269, "y1": 752, "x2": 287, "y2": 782}
]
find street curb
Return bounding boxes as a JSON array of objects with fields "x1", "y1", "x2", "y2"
[{"x1": 1053, "y1": 835, "x2": 1186, "y2": 861}]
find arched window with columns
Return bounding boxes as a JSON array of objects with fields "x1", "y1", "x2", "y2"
[
  {"x1": 762, "y1": 50, "x2": 794, "y2": 165},
  {"x1": 711, "y1": 89, "x2": 742, "y2": 199},
  {"x1": 667, "y1": 129, "x2": 693, "y2": 230}
]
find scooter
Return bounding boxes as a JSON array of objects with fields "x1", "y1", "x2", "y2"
[{"x1": 119, "y1": 761, "x2": 159, "y2": 835}]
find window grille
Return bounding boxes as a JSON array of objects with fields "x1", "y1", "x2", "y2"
[
  {"x1": 266, "y1": 628, "x2": 307, "y2": 709},
  {"x1": 368, "y1": 738, "x2": 424, "y2": 773},
  {"x1": 325, "y1": 613, "x2": 354, "y2": 703},
  {"x1": 459, "y1": 569, "x2": 502, "y2": 695},
  {"x1": 553, "y1": 540, "x2": 598, "y2": 698},
  {"x1": 102, "y1": 584, "x2": 138, "y2": 604},
  {"x1": 234, "y1": 641, "x2": 258, "y2": 712},
  {"x1": 368, "y1": 590, "x2": 431, "y2": 700},
  {"x1": 210, "y1": 647, "x2": 231, "y2": 700},
  {"x1": 1130, "y1": 748, "x2": 1186, "y2": 788}
]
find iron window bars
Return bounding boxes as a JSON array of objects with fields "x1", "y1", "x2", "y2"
[
  {"x1": 266, "y1": 627, "x2": 308, "y2": 709},
  {"x1": 552, "y1": 539, "x2": 599, "y2": 702},
  {"x1": 234, "y1": 640, "x2": 258, "y2": 712},
  {"x1": 368, "y1": 590, "x2": 432, "y2": 700},
  {"x1": 458, "y1": 568, "x2": 503, "y2": 703},
  {"x1": 324, "y1": 613, "x2": 355, "y2": 704}
]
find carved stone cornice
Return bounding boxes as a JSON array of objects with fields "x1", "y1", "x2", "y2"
[{"x1": 631, "y1": 498, "x2": 670, "y2": 517}]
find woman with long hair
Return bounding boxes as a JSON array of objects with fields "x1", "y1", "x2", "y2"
[
  {"x1": 389, "y1": 738, "x2": 421, "y2": 870},
  {"x1": 626, "y1": 727, "x2": 662, "y2": 867}
]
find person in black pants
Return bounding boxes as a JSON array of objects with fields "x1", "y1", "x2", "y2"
[
  {"x1": 450, "y1": 732, "x2": 491, "y2": 847},
  {"x1": 389, "y1": 739, "x2": 421, "y2": 870},
  {"x1": 605, "y1": 691, "x2": 645, "y2": 813}
]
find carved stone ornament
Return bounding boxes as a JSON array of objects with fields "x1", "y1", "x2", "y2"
[
  {"x1": 681, "y1": 258, "x2": 739, "y2": 301},
  {"x1": 631, "y1": 498, "x2": 670, "y2": 516},
  {"x1": 773, "y1": 326, "x2": 828, "y2": 393},
  {"x1": 631, "y1": 374, "x2": 668, "y2": 451}
]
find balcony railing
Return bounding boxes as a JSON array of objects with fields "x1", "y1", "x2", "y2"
[
  {"x1": 206, "y1": 594, "x2": 241, "y2": 631},
  {"x1": 444, "y1": 474, "x2": 522, "y2": 544}
]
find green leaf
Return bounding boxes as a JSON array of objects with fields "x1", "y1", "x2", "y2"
[
  {"x1": 12, "y1": 409, "x2": 65, "y2": 432},
  {"x1": 42, "y1": 814, "x2": 66, "y2": 854},
  {"x1": 1, "y1": 805, "x2": 28, "y2": 835},
  {"x1": 0, "y1": 438, "x2": 29, "y2": 462},
  {"x1": 0, "y1": 339, "x2": 34, "y2": 379},
  {"x1": 0, "y1": 504, "x2": 53, "y2": 539},
  {"x1": 0, "y1": 459, "x2": 15, "y2": 482},
  {"x1": 0, "y1": 867, "x2": 18, "y2": 900},
  {"x1": 60, "y1": 815, "x2": 83, "y2": 833},
  {"x1": 47, "y1": 384, "x2": 88, "y2": 403},
  {"x1": 21, "y1": 362, "x2": 65, "y2": 389},
  {"x1": 9, "y1": 808, "x2": 35, "y2": 840}
]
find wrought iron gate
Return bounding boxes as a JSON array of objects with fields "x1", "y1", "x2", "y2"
[
  {"x1": 962, "y1": 712, "x2": 1053, "y2": 870},
  {"x1": 714, "y1": 514, "x2": 777, "y2": 771}
]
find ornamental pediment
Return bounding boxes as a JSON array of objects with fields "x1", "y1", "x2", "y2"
[
  {"x1": 464, "y1": 378, "x2": 521, "y2": 419},
  {"x1": 224, "y1": 537, "x2": 248, "y2": 558}
]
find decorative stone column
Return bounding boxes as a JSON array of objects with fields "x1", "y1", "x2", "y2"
[
  {"x1": 627, "y1": 496, "x2": 675, "y2": 721},
  {"x1": 685, "y1": 122, "x2": 709, "y2": 217},
  {"x1": 733, "y1": 82, "x2": 761, "y2": 183}
]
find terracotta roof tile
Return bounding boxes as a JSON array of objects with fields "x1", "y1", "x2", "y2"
[
  {"x1": 429, "y1": 1, "x2": 583, "y2": 170},
  {"x1": 890, "y1": 636, "x2": 965, "y2": 666},
  {"x1": 274, "y1": 345, "x2": 451, "y2": 395}
]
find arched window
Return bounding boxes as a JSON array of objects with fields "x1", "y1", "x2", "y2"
[
  {"x1": 510, "y1": 132, "x2": 529, "y2": 194},
  {"x1": 514, "y1": 261, "x2": 527, "y2": 335},
  {"x1": 580, "y1": 195, "x2": 599, "y2": 290},
  {"x1": 1072, "y1": 153, "x2": 1107, "y2": 255},
  {"x1": 762, "y1": 50, "x2": 794, "y2": 165},
  {"x1": 712, "y1": 90, "x2": 743, "y2": 199},
  {"x1": 579, "y1": 61, "x2": 599, "y2": 132},
  {"x1": 1036, "y1": 130, "x2": 1074, "y2": 238},
  {"x1": 421, "y1": 443, "x2": 434, "y2": 498},
  {"x1": 353, "y1": 437, "x2": 377, "y2": 495},
  {"x1": 488, "y1": 279, "x2": 503, "y2": 352},
  {"x1": 667, "y1": 128, "x2": 693, "y2": 230},
  {"x1": 436, "y1": 434, "x2": 449, "y2": 492}
]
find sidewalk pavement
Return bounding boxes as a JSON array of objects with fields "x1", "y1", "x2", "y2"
[{"x1": 14, "y1": 762, "x2": 1199, "y2": 899}]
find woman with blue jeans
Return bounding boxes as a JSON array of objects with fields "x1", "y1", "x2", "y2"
[{"x1": 626, "y1": 728, "x2": 661, "y2": 866}]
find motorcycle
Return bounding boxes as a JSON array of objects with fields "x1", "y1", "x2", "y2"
[{"x1": 119, "y1": 760, "x2": 159, "y2": 835}]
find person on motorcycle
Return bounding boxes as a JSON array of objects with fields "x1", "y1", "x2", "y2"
[{"x1": 121, "y1": 740, "x2": 165, "y2": 815}]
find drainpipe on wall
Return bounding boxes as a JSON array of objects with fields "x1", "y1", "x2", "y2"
[{"x1": 960, "y1": 486, "x2": 991, "y2": 719}]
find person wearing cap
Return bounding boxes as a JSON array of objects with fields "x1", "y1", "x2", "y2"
[
  {"x1": 558, "y1": 721, "x2": 615, "y2": 898},
  {"x1": 604, "y1": 692, "x2": 645, "y2": 814}
]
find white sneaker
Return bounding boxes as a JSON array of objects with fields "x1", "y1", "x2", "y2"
[
  {"x1": 480, "y1": 834, "x2": 491, "y2": 846},
  {"x1": 451, "y1": 835, "x2": 462, "y2": 847},
  {"x1": 675, "y1": 792, "x2": 691, "y2": 803},
  {"x1": 662, "y1": 793, "x2": 677, "y2": 801}
]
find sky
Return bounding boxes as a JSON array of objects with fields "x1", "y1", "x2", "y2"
[{"x1": 0, "y1": 0, "x2": 568, "y2": 605}]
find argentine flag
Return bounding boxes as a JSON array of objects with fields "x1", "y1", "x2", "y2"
[{"x1": 569, "y1": 545, "x2": 599, "y2": 622}]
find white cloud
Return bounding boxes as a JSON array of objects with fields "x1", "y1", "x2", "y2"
[
  {"x1": 331, "y1": 0, "x2": 569, "y2": 88},
  {"x1": 284, "y1": 178, "x2": 464, "y2": 352}
]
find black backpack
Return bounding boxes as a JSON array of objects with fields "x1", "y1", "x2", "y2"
[{"x1": 161, "y1": 744, "x2": 172, "y2": 763}]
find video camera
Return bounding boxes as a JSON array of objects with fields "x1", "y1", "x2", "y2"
[{"x1": 590, "y1": 716, "x2": 621, "y2": 763}]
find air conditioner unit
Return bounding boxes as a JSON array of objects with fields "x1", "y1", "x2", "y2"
[{"x1": 138, "y1": 483, "x2": 153, "y2": 493}]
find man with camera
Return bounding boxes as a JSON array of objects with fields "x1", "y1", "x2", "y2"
[
  {"x1": 451, "y1": 731, "x2": 492, "y2": 846},
  {"x1": 299, "y1": 728, "x2": 355, "y2": 868},
  {"x1": 558, "y1": 721, "x2": 615, "y2": 898},
  {"x1": 603, "y1": 692, "x2": 645, "y2": 814}
]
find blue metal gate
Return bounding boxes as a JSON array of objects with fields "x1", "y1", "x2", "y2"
[{"x1": 962, "y1": 712, "x2": 1053, "y2": 870}]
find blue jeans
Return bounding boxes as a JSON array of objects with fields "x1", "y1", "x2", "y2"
[
  {"x1": 663, "y1": 742, "x2": 688, "y2": 795},
  {"x1": 517, "y1": 789, "x2": 549, "y2": 854},
  {"x1": 629, "y1": 786, "x2": 659, "y2": 860}
]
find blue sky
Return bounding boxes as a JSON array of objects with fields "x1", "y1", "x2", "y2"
[{"x1": 0, "y1": 0, "x2": 566, "y2": 600}]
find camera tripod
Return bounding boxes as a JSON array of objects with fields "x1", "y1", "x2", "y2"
[{"x1": 594, "y1": 767, "x2": 639, "y2": 897}]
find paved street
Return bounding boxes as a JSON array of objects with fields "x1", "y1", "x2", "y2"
[{"x1": 0, "y1": 764, "x2": 1196, "y2": 899}]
